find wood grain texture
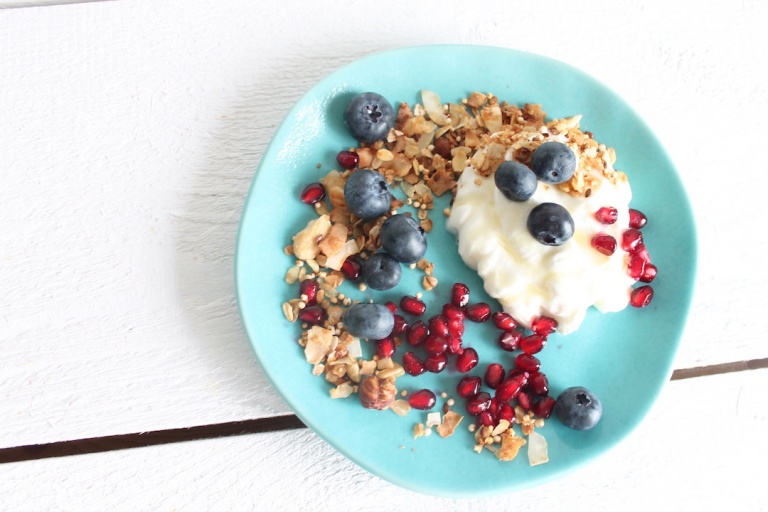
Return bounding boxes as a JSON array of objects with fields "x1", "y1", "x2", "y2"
[
  {"x1": 1, "y1": 0, "x2": 767, "y2": 448},
  {"x1": 1, "y1": 370, "x2": 764, "y2": 511}
]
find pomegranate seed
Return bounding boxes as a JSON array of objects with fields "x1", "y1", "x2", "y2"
[
  {"x1": 496, "y1": 403, "x2": 515, "y2": 423},
  {"x1": 520, "y1": 334, "x2": 546, "y2": 355},
  {"x1": 456, "y1": 376, "x2": 482, "y2": 398},
  {"x1": 478, "y1": 410, "x2": 495, "y2": 426},
  {"x1": 532, "y1": 396, "x2": 556, "y2": 419},
  {"x1": 391, "y1": 314, "x2": 408, "y2": 336},
  {"x1": 455, "y1": 347, "x2": 479, "y2": 372},
  {"x1": 428, "y1": 315, "x2": 450, "y2": 338},
  {"x1": 299, "y1": 279, "x2": 319, "y2": 305},
  {"x1": 516, "y1": 391, "x2": 532, "y2": 411},
  {"x1": 515, "y1": 353, "x2": 541, "y2": 373},
  {"x1": 402, "y1": 352, "x2": 426, "y2": 376},
  {"x1": 408, "y1": 389, "x2": 436, "y2": 410},
  {"x1": 446, "y1": 335, "x2": 463, "y2": 355},
  {"x1": 495, "y1": 377, "x2": 523, "y2": 404},
  {"x1": 300, "y1": 182, "x2": 326, "y2": 204},
  {"x1": 484, "y1": 363, "x2": 505, "y2": 389},
  {"x1": 447, "y1": 318, "x2": 464, "y2": 338},
  {"x1": 531, "y1": 316, "x2": 558, "y2": 336},
  {"x1": 400, "y1": 295, "x2": 426, "y2": 316},
  {"x1": 405, "y1": 320, "x2": 428, "y2": 346},
  {"x1": 465, "y1": 303, "x2": 491, "y2": 322},
  {"x1": 627, "y1": 254, "x2": 646, "y2": 280},
  {"x1": 591, "y1": 233, "x2": 617, "y2": 256},
  {"x1": 451, "y1": 283, "x2": 470, "y2": 308},
  {"x1": 491, "y1": 311, "x2": 517, "y2": 331},
  {"x1": 508, "y1": 369, "x2": 530, "y2": 383},
  {"x1": 442, "y1": 304, "x2": 465, "y2": 321},
  {"x1": 497, "y1": 330, "x2": 522, "y2": 352},
  {"x1": 595, "y1": 206, "x2": 618, "y2": 224},
  {"x1": 621, "y1": 228, "x2": 643, "y2": 252},
  {"x1": 424, "y1": 352, "x2": 448, "y2": 373},
  {"x1": 340, "y1": 257, "x2": 362, "y2": 280},
  {"x1": 629, "y1": 208, "x2": 647, "y2": 229},
  {"x1": 336, "y1": 150, "x2": 359, "y2": 170},
  {"x1": 424, "y1": 334, "x2": 448, "y2": 355},
  {"x1": 384, "y1": 301, "x2": 398, "y2": 313},
  {"x1": 632, "y1": 243, "x2": 651, "y2": 263},
  {"x1": 375, "y1": 337, "x2": 396, "y2": 359},
  {"x1": 630, "y1": 285, "x2": 654, "y2": 307},
  {"x1": 298, "y1": 305, "x2": 326, "y2": 325},
  {"x1": 527, "y1": 372, "x2": 549, "y2": 396},
  {"x1": 465, "y1": 392, "x2": 492, "y2": 416},
  {"x1": 640, "y1": 263, "x2": 658, "y2": 283}
]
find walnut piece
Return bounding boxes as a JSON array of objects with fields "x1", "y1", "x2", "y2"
[{"x1": 358, "y1": 375, "x2": 396, "y2": 410}]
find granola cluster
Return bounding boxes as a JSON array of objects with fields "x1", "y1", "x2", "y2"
[{"x1": 280, "y1": 90, "x2": 622, "y2": 464}]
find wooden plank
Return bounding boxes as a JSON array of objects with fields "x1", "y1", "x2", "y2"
[
  {"x1": 1, "y1": 0, "x2": 767, "y2": 449},
  {"x1": 1, "y1": 370, "x2": 764, "y2": 509}
]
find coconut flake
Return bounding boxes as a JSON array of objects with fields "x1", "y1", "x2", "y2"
[
  {"x1": 527, "y1": 430, "x2": 549, "y2": 466},
  {"x1": 421, "y1": 90, "x2": 447, "y2": 126}
]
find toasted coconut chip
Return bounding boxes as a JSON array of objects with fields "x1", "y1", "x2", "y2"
[
  {"x1": 390, "y1": 399, "x2": 411, "y2": 416},
  {"x1": 436, "y1": 410, "x2": 463, "y2": 438},
  {"x1": 426, "y1": 412, "x2": 441, "y2": 428},
  {"x1": 330, "y1": 382, "x2": 353, "y2": 399},
  {"x1": 421, "y1": 90, "x2": 448, "y2": 125},
  {"x1": 527, "y1": 430, "x2": 549, "y2": 466}
]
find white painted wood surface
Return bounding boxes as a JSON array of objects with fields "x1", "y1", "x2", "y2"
[
  {"x1": 2, "y1": 370, "x2": 764, "y2": 510},
  {"x1": 1, "y1": 0, "x2": 767, "y2": 506}
]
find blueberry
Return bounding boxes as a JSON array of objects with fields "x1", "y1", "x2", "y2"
[
  {"x1": 342, "y1": 303, "x2": 395, "y2": 340},
  {"x1": 494, "y1": 161, "x2": 538, "y2": 202},
  {"x1": 531, "y1": 141, "x2": 577, "y2": 184},
  {"x1": 362, "y1": 252, "x2": 402, "y2": 290},
  {"x1": 527, "y1": 202, "x2": 574, "y2": 246},
  {"x1": 554, "y1": 386, "x2": 602, "y2": 430},
  {"x1": 343, "y1": 169, "x2": 391, "y2": 220},
  {"x1": 343, "y1": 92, "x2": 395, "y2": 144},
  {"x1": 380, "y1": 214, "x2": 427, "y2": 264}
]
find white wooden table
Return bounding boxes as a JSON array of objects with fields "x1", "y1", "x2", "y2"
[{"x1": 1, "y1": 1, "x2": 766, "y2": 509}]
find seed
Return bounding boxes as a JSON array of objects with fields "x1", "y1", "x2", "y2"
[
  {"x1": 341, "y1": 257, "x2": 362, "y2": 280},
  {"x1": 424, "y1": 352, "x2": 448, "y2": 373},
  {"x1": 478, "y1": 411, "x2": 495, "y2": 426},
  {"x1": 591, "y1": 233, "x2": 617, "y2": 255},
  {"x1": 464, "y1": 303, "x2": 491, "y2": 322},
  {"x1": 451, "y1": 283, "x2": 470, "y2": 308},
  {"x1": 517, "y1": 391, "x2": 532, "y2": 411},
  {"x1": 627, "y1": 254, "x2": 646, "y2": 280},
  {"x1": 621, "y1": 228, "x2": 643, "y2": 252},
  {"x1": 630, "y1": 285, "x2": 654, "y2": 307},
  {"x1": 400, "y1": 295, "x2": 427, "y2": 316},
  {"x1": 446, "y1": 335, "x2": 463, "y2": 355},
  {"x1": 629, "y1": 208, "x2": 647, "y2": 229},
  {"x1": 402, "y1": 352, "x2": 426, "y2": 376},
  {"x1": 640, "y1": 263, "x2": 658, "y2": 283},
  {"x1": 484, "y1": 363, "x2": 505, "y2": 389},
  {"x1": 300, "y1": 182, "x2": 326, "y2": 204},
  {"x1": 405, "y1": 320, "x2": 428, "y2": 346},
  {"x1": 491, "y1": 311, "x2": 517, "y2": 331},
  {"x1": 531, "y1": 316, "x2": 558, "y2": 336},
  {"x1": 336, "y1": 150, "x2": 359, "y2": 170},
  {"x1": 299, "y1": 279, "x2": 319, "y2": 305},
  {"x1": 520, "y1": 334, "x2": 546, "y2": 355},
  {"x1": 496, "y1": 403, "x2": 515, "y2": 423},
  {"x1": 424, "y1": 334, "x2": 449, "y2": 356},
  {"x1": 497, "y1": 330, "x2": 522, "y2": 352},
  {"x1": 595, "y1": 206, "x2": 618, "y2": 224},
  {"x1": 465, "y1": 391, "x2": 492, "y2": 416},
  {"x1": 494, "y1": 377, "x2": 523, "y2": 404},
  {"x1": 447, "y1": 317, "x2": 464, "y2": 338},
  {"x1": 455, "y1": 347, "x2": 479, "y2": 373},
  {"x1": 391, "y1": 314, "x2": 409, "y2": 336},
  {"x1": 441, "y1": 303, "x2": 465, "y2": 322},
  {"x1": 527, "y1": 372, "x2": 549, "y2": 396},
  {"x1": 408, "y1": 389, "x2": 437, "y2": 410},
  {"x1": 456, "y1": 376, "x2": 482, "y2": 398},
  {"x1": 375, "y1": 337, "x2": 396, "y2": 359},
  {"x1": 515, "y1": 353, "x2": 541, "y2": 373},
  {"x1": 532, "y1": 396, "x2": 556, "y2": 419},
  {"x1": 297, "y1": 305, "x2": 326, "y2": 325},
  {"x1": 428, "y1": 315, "x2": 450, "y2": 338}
]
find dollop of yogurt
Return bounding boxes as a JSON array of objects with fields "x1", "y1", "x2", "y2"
[{"x1": 446, "y1": 164, "x2": 635, "y2": 335}]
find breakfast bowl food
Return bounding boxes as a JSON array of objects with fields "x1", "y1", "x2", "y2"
[{"x1": 235, "y1": 46, "x2": 696, "y2": 497}]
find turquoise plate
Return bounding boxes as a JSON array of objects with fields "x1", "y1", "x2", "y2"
[{"x1": 235, "y1": 45, "x2": 696, "y2": 497}]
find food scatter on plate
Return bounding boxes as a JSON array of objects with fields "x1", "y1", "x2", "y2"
[{"x1": 281, "y1": 90, "x2": 657, "y2": 464}]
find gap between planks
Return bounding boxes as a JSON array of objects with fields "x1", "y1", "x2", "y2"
[{"x1": 2, "y1": 358, "x2": 766, "y2": 464}]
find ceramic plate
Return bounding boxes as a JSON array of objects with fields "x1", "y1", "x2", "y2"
[{"x1": 235, "y1": 45, "x2": 696, "y2": 497}]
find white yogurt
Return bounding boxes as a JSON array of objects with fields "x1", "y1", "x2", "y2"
[{"x1": 446, "y1": 166, "x2": 635, "y2": 335}]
